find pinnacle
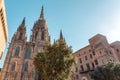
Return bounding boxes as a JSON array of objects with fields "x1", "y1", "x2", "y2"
[
  {"x1": 40, "y1": 6, "x2": 44, "y2": 19},
  {"x1": 60, "y1": 30, "x2": 63, "y2": 40}
]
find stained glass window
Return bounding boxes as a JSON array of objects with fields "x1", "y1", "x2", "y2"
[
  {"x1": 19, "y1": 32, "x2": 23, "y2": 40},
  {"x1": 24, "y1": 63, "x2": 28, "y2": 71},
  {"x1": 14, "y1": 47, "x2": 20, "y2": 56},
  {"x1": 11, "y1": 62, "x2": 16, "y2": 71},
  {"x1": 24, "y1": 48, "x2": 31, "y2": 59}
]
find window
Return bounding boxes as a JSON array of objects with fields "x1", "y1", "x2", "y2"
[
  {"x1": 102, "y1": 59, "x2": 105, "y2": 65},
  {"x1": 80, "y1": 65, "x2": 84, "y2": 72},
  {"x1": 41, "y1": 32, "x2": 44, "y2": 40},
  {"x1": 24, "y1": 48, "x2": 31, "y2": 59},
  {"x1": 0, "y1": 51, "x2": 3, "y2": 59},
  {"x1": 76, "y1": 67, "x2": 78, "y2": 72},
  {"x1": 76, "y1": 75, "x2": 79, "y2": 79},
  {"x1": 79, "y1": 58, "x2": 82, "y2": 63},
  {"x1": 95, "y1": 59, "x2": 98, "y2": 65},
  {"x1": 90, "y1": 54, "x2": 92, "y2": 59},
  {"x1": 92, "y1": 62, "x2": 95, "y2": 69},
  {"x1": 92, "y1": 51, "x2": 95, "y2": 55},
  {"x1": 11, "y1": 62, "x2": 16, "y2": 71},
  {"x1": 0, "y1": 9, "x2": 5, "y2": 27},
  {"x1": 116, "y1": 49, "x2": 119, "y2": 52},
  {"x1": 109, "y1": 51, "x2": 112, "y2": 54},
  {"x1": 19, "y1": 32, "x2": 23, "y2": 40},
  {"x1": 89, "y1": 49, "x2": 91, "y2": 52},
  {"x1": 91, "y1": 46, "x2": 94, "y2": 49},
  {"x1": 85, "y1": 56, "x2": 87, "y2": 60},
  {"x1": 86, "y1": 63, "x2": 90, "y2": 71},
  {"x1": 0, "y1": 9, "x2": 2, "y2": 13},
  {"x1": 24, "y1": 63, "x2": 28, "y2": 71},
  {"x1": 14, "y1": 47, "x2": 20, "y2": 56}
]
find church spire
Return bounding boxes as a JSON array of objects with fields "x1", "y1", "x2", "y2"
[
  {"x1": 22, "y1": 17, "x2": 25, "y2": 26},
  {"x1": 19, "y1": 17, "x2": 25, "y2": 27},
  {"x1": 60, "y1": 30, "x2": 63, "y2": 40},
  {"x1": 40, "y1": 6, "x2": 44, "y2": 19},
  {"x1": 17, "y1": 17, "x2": 26, "y2": 31}
]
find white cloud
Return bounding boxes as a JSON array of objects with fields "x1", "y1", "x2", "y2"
[
  {"x1": 102, "y1": 9, "x2": 120, "y2": 43},
  {"x1": 105, "y1": 26, "x2": 120, "y2": 43}
]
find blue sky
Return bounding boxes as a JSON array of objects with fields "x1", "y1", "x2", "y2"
[{"x1": 0, "y1": 0, "x2": 120, "y2": 68}]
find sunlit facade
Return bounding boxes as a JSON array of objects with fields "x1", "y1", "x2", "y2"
[
  {"x1": 73, "y1": 34, "x2": 120, "y2": 80},
  {"x1": 0, "y1": 0, "x2": 8, "y2": 60},
  {"x1": 0, "y1": 7, "x2": 50, "y2": 80}
]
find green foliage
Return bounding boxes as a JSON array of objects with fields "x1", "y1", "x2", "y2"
[
  {"x1": 91, "y1": 62, "x2": 120, "y2": 80},
  {"x1": 33, "y1": 39, "x2": 76, "y2": 80}
]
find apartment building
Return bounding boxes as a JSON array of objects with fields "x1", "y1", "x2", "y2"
[
  {"x1": 0, "y1": 0, "x2": 8, "y2": 60},
  {"x1": 73, "y1": 34, "x2": 120, "y2": 80}
]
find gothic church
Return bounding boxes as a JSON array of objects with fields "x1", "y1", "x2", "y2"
[{"x1": 1, "y1": 6, "x2": 51, "y2": 80}]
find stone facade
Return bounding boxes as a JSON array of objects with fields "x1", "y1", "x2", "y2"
[
  {"x1": 0, "y1": 0, "x2": 8, "y2": 60},
  {"x1": 73, "y1": 34, "x2": 120, "y2": 80},
  {"x1": 0, "y1": 6, "x2": 50, "y2": 80}
]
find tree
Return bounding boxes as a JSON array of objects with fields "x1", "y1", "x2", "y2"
[
  {"x1": 91, "y1": 62, "x2": 120, "y2": 80},
  {"x1": 113, "y1": 62, "x2": 120, "y2": 80},
  {"x1": 33, "y1": 35, "x2": 76, "y2": 80}
]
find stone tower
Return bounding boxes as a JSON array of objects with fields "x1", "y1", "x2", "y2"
[{"x1": 1, "y1": 6, "x2": 50, "y2": 80}]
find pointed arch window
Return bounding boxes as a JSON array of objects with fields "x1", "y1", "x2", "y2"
[
  {"x1": 11, "y1": 62, "x2": 16, "y2": 71},
  {"x1": 24, "y1": 48, "x2": 31, "y2": 59},
  {"x1": 24, "y1": 63, "x2": 28, "y2": 71},
  {"x1": 14, "y1": 47, "x2": 20, "y2": 56},
  {"x1": 19, "y1": 32, "x2": 23, "y2": 40},
  {"x1": 41, "y1": 32, "x2": 44, "y2": 40}
]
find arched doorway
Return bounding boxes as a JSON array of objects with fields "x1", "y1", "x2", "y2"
[{"x1": 81, "y1": 76, "x2": 88, "y2": 80}]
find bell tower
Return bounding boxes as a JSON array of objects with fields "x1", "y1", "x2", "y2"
[
  {"x1": 1, "y1": 6, "x2": 50, "y2": 80},
  {"x1": 1, "y1": 18, "x2": 27, "y2": 80},
  {"x1": 30, "y1": 6, "x2": 50, "y2": 54},
  {"x1": 14, "y1": 17, "x2": 26, "y2": 41}
]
